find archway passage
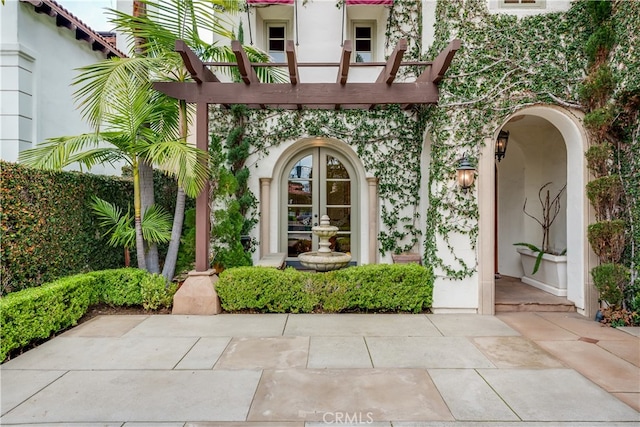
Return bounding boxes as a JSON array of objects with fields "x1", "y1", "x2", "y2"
[
  {"x1": 480, "y1": 107, "x2": 591, "y2": 316},
  {"x1": 154, "y1": 38, "x2": 461, "y2": 273}
]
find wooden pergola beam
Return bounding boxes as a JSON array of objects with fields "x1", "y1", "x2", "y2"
[
  {"x1": 176, "y1": 40, "x2": 219, "y2": 83},
  {"x1": 418, "y1": 38, "x2": 461, "y2": 84},
  {"x1": 286, "y1": 40, "x2": 299, "y2": 85},
  {"x1": 376, "y1": 39, "x2": 407, "y2": 84},
  {"x1": 336, "y1": 40, "x2": 352, "y2": 85},
  {"x1": 153, "y1": 38, "x2": 461, "y2": 274},
  {"x1": 153, "y1": 81, "x2": 440, "y2": 107},
  {"x1": 232, "y1": 40, "x2": 259, "y2": 85}
]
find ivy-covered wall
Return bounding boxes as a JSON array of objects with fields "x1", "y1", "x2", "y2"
[
  {"x1": 209, "y1": 105, "x2": 425, "y2": 256},
  {"x1": 209, "y1": 0, "x2": 638, "y2": 295}
]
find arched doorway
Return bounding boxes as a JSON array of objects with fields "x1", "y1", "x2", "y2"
[
  {"x1": 281, "y1": 147, "x2": 358, "y2": 265},
  {"x1": 479, "y1": 106, "x2": 593, "y2": 316},
  {"x1": 271, "y1": 138, "x2": 366, "y2": 267}
]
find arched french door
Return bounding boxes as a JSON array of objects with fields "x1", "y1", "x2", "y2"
[{"x1": 280, "y1": 147, "x2": 358, "y2": 265}]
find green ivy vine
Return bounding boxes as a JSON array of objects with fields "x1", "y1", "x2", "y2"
[{"x1": 208, "y1": 0, "x2": 638, "y2": 282}]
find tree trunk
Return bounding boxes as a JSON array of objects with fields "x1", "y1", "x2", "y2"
[
  {"x1": 139, "y1": 159, "x2": 160, "y2": 273},
  {"x1": 162, "y1": 187, "x2": 186, "y2": 282},
  {"x1": 162, "y1": 100, "x2": 190, "y2": 282},
  {"x1": 133, "y1": 159, "x2": 147, "y2": 270}
]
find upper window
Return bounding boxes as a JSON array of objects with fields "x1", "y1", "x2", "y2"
[
  {"x1": 352, "y1": 21, "x2": 375, "y2": 63},
  {"x1": 266, "y1": 22, "x2": 287, "y2": 62},
  {"x1": 500, "y1": 0, "x2": 545, "y2": 8}
]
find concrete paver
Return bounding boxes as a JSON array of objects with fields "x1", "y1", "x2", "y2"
[
  {"x1": 247, "y1": 368, "x2": 453, "y2": 422},
  {"x1": 1, "y1": 370, "x2": 262, "y2": 423},
  {"x1": 366, "y1": 336, "x2": 495, "y2": 368},
  {"x1": 497, "y1": 312, "x2": 579, "y2": 340},
  {"x1": 536, "y1": 312, "x2": 637, "y2": 342},
  {"x1": 596, "y1": 339, "x2": 640, "y2": 367},
  {"x1": 477, "y1": 368, "x2": 639, "y2": 421},
  {"x1": 307, "y1": 336, "x2": 372, "y2": 368},
  {"x1": 174, "y1": 337, "x2": 231, "y2": 370},
  {"x1": 124, "y1": 314, "x2": 288, "y2": 337},
  {"x1": 62, "y1": 314, "x2": 149, "y2": 337},
  {"x1": 0, "y1": 370, "x2": 66, "y2": 416},
  {"x1": 1, "y1": 336, "x2": 198, "y2": 370},
  {"x1": 428, "y1": 369, "x2": 519, "y2": 421},
  {"x1": 283, "y1": 313, "x2": 440, "y2": 336},
  {"x1": 428, "y1": 314, "x2": 520, "y2": 336},
  {"x1": 471, "y1": 336, "x2": 565, "y2": 368},
  {"x1": 214, "y1": 336, "x2": 308, "y2": 370},
  {"x1": 1, "y1": 312, "x2": 639, "y2": 425},
  {"x1": 536, "y1": 339, "x2": 640, "y2": 393}
]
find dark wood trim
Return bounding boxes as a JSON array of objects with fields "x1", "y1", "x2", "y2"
[
  {"x1": 336, "y1": 40, "x2": 352, "y2": 85},
  {"x1": 286, "y1": 40, "x2": 299, "y2": 85},
  {"x1": 428, "y1": 39, "x2": 461, "y2": 84},
  {"x1": 194, "y1": 102, "x2": 210, "y2": 272},
  {"x1": 176, "y1": 40, "x2": 219, "y2": 83},
  {"x1": 153, "y1": 81, "x2": 440, "y2": 107},
  {"x1": 376, "y1": 38, "x2": 406, "y2": 84},
  {"x1": 232, "y1": 40, "x2": 259, "y2": 85}
]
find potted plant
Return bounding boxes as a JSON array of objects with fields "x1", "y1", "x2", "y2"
[{"x1": 514, "y1": 182, "x2": 568, "y2": 296}]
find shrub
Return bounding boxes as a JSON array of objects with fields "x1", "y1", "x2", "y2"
[
  {"x1": 322, "y1": 264, "x2": 433, "y2": 313},
  {"x1": 585, "y1": 143, "x2": 612, "y2": 178},
  {"x1": 587, "y1": 219, "x2": 626, "y2": 263},
  {"x1": 592, "y1": 263, "x2": 630, "y2": 308},
  {"x1": 88, "y1": 268, "x2": 151, "y2": 306},
  {"x1": 0, "y1": 162, "x2": 189, "y2": 295},
  {"x1": 0, "y1": 268, "x2": 174, "y2": 361},
  {"x1": 586, "y1": 175, "x2": 623, "y2": 221},
  {"x1": 141, "y1": 275, "x2": 177, "y2": 310},
  {"x1": 216, "y1": 264, "x2": 434, "y2": 313},
  {"x1": 0, "y1": 274, "x2": 95, "y2": 361},
  {"x1": 0, "y1": 162, "x2": 131, "y2": 294},
  {"x1": 216, "y1": 267, "x2": 319, "y2": 313}
]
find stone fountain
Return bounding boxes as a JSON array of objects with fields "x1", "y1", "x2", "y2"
[{"x1": 298, "y1": 214, "x2": 351, "y2": 272}]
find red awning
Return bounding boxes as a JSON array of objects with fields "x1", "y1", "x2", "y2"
[
  {"x1": 247, "y1": 0, "x2": 293, "y2": 4},
  {"x1": 346, "y1": 0, "x2": 393, "y2": 5}
]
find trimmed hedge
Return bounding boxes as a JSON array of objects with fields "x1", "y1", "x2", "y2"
[
  {"x1": 0, "y1": 274, "x2": 95, "y2": 362},
  {"x1": 216, "y1": 264, "x2": 433, "y2": 313},
  {"x1": 0, "y1": 161, "x2": 188, "y2": 294},
  {"x1": 0, "y1": 268, "x2": 174, "y2": 361},
  {"x1": 1, "y1": 161, "x2": 131, "y2": 294}
]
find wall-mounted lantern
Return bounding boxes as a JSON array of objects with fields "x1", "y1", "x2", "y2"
[
  {"x1": 495, "y1": 130, "x2": 509, "y2": 162},
  {"x1": 456, "y1": 157, "x2": 476, "y2": 193}
]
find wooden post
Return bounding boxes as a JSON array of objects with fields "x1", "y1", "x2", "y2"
[{"x1": 195, "y1": 102, "x2": 210, "y2": 272}]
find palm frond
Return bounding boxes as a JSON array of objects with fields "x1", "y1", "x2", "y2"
[
  {"x1": 141, "y1": 204, "x2": 173, "y2": 243},
  {"x1": 138, "y1": 140, "x2": 209, "y2": 198},
  {"x1": 107, "y1": 0, "x2": 235, "y2": 57},
  {"x1": 19, "y1": 134, "x2": 103, "y2": 169},
  {"x1": 73, "y1": 57, "x2": 166, "y2": 129},
  {"x1": 91, "y1": 196, "x2": 136, "y2": 248}
]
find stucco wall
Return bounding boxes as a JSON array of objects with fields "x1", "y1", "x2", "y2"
[{"x1": 0, "y1": 2, "x2": 121, "y2": 175}]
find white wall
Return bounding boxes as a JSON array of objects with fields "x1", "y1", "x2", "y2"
[
  {"x1": 1, "y1": 2, "x2": 122, "y2": 175},
  {"x1": 497, "y1": 115, "x2": 567, "y2": 278}
]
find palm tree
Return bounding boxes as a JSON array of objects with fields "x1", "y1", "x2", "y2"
[
  {"x1": 108, "y1": 0, "x2": 286, "y2": 281},
  {"x1": 19, "y1": 56, "x2": 209, "y2": 271}
]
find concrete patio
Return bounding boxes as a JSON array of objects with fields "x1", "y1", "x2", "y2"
[{"x1": 1, "y1": 312, "x2": 638, "y2": 426}]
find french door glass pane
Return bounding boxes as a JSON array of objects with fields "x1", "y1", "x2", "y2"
[
  {"x1": 326, "y1": 155, "x2": 349, "y2": 178},
  {"x1": 287, "y1": 154, "x2": 313, "y2": 257},
  {"x1": 326, "y1": 181, "x2": 350, "y2": 205}
]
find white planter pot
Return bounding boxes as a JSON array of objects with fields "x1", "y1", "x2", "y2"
[{"x1": 517, "y1": 247, "x2": 568, "y2": 297}]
